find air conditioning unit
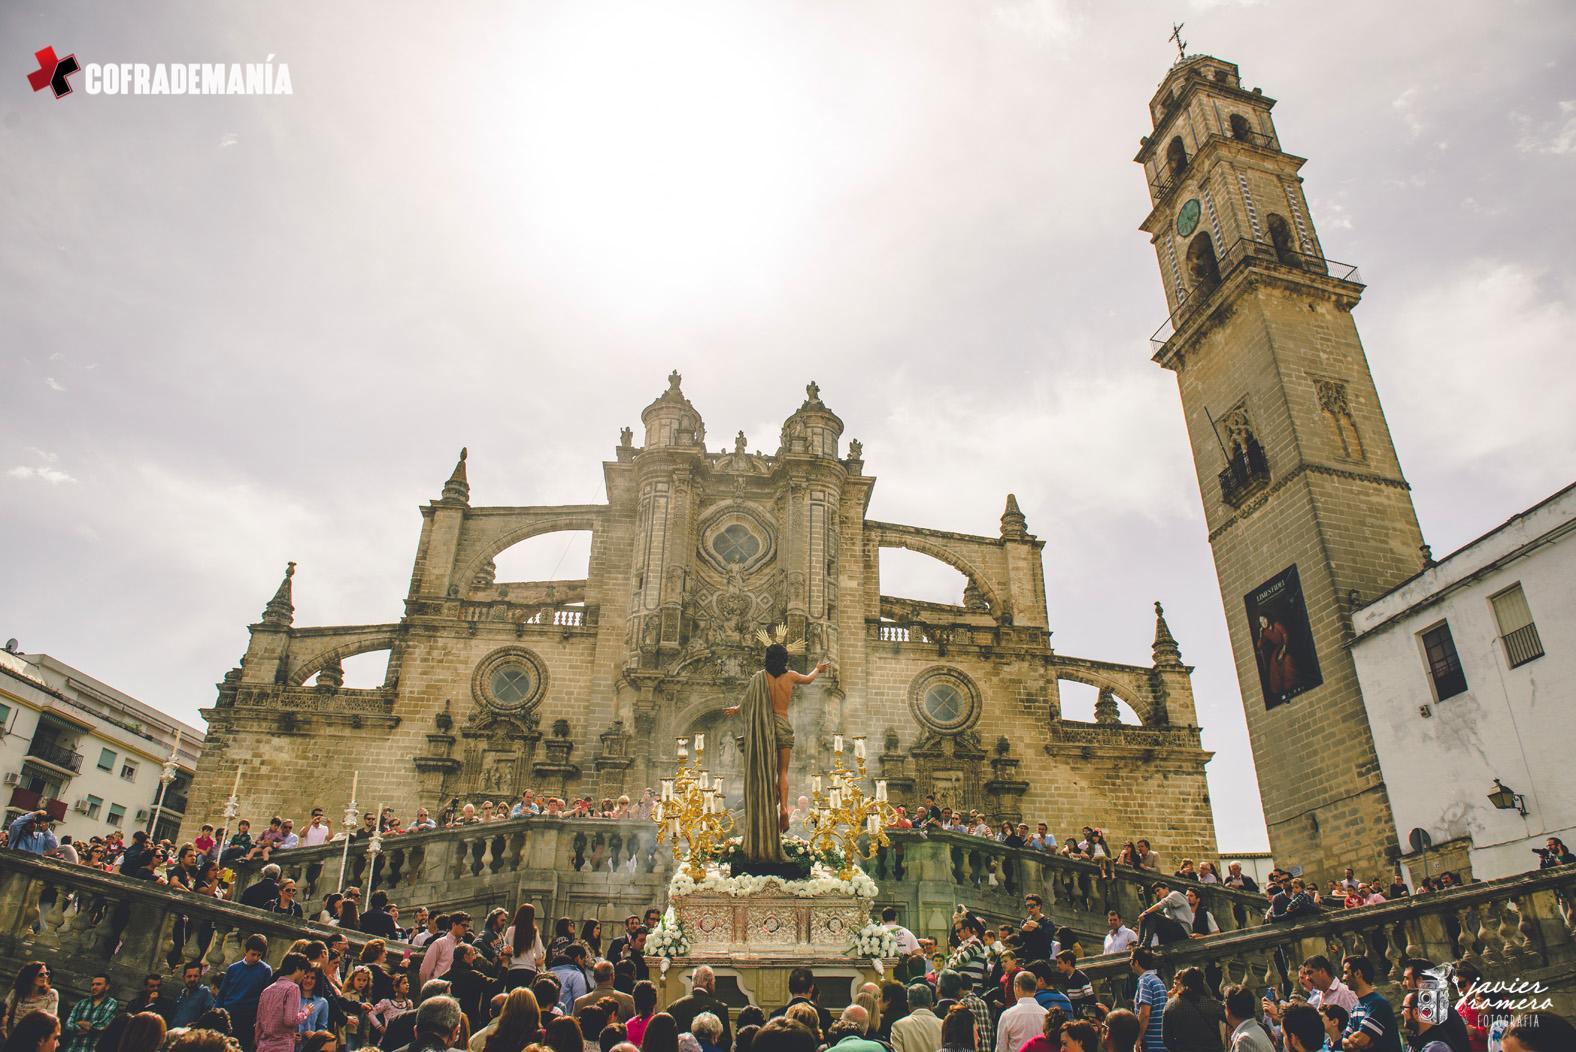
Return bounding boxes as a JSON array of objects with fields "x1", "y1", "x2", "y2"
[
  {"x1": 135, "y1": 809, "x2": 150, "y2": 823},
  {"x1": 2, "y1": 772, "x2": 18, "y2": 786},
  {"x1": 72, "y1": 799, "x2": 90, "y2": 814}
]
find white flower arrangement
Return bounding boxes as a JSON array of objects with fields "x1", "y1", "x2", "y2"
[
  {"x1": 646, "y1": 907, "x2": 691, "y2": 959},
  {"x1": 849, "y1": 921, "x2": 899, "y2": 960},
  {"x1": 668, "y1": 862, "x2": 879, "y2": 901}
]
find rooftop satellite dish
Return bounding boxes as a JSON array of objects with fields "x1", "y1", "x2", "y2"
[
  {"x1": 3, "y1": 639, "x2": 17, "y2": 654},
  {"x1": 1409, "y1": 827, "x2": 1433, "y2": 854}
]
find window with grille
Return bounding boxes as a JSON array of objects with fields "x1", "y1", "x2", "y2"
[
  {"x1": 1491, "y1": 584, "x2": 1544, "y2": 668},
  {"x1": 1421, "y1": 622, "x2": 1468, "y2": 700}
]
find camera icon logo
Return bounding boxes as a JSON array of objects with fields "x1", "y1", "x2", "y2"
[{"x1": 1416, "y1": 965, "x2": 1454, "y2": 1025}]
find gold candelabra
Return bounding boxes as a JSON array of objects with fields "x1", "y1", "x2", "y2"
[
  {"x1": 653, "y1": 735, "x2": 735, "y2": 881},
  {"x1": 805, "y1": 735, "x2": 897, "y2": 879}
]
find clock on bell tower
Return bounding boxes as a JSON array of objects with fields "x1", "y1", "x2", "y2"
[{"x1": 1136, "y1": 53, "x2": 1428, "y2": 881}]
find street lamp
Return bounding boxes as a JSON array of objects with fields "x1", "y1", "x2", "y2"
[
  {"x1": 148, "y1": 729, "x2": 182, "y2": 837},
  {"x1": 1487, "y1": 779, "x2": 1528, "y2": 816},
  {"x1": 365, "y1": 802, "x2": 384, "y2": 899},
  {"x1": 337, "y1": 771, "x2": 359, "y2": 893}
]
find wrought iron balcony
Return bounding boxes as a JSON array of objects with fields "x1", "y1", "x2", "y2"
[
  {"x1": 1502, "y1": 623, "x2": 1545, "y2": 668},
  {"x1": 25, "y1": 737, "x2": 84, "y2": 774},
  {"x1": 1150, "y1": 237, "x2": 1363, "y2": 354},
  {"x1": 1219, "y1": 440, "x2": 1271, "y2": 507},
  {"x1": 1148, "y1": 129, "x2": 1279, "y2": 201}
]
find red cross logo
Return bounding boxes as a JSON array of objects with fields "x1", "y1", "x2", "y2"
[{"x1": 27, "y1": 46, "x2": 81, "y2": 99}]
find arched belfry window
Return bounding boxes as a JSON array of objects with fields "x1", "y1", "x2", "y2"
[
  {"x1": 1267, "y1": 214, "x2": 1299, "y2": 266},
  {"x1": 1166, "y1": 136, "x2": 1189, "y2": 180},
  {"x1": 1229, "y1": 113, "x2": 1252, "y2": 141},
  {"x1": 1186, "y1": 233, "x2": 1220, "y2": 295}
]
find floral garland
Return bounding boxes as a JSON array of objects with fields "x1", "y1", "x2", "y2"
[
  {"x1": 715, "y1": 836, "x2": 846, "y2": 878},
  {"x1": 646, "y1": 906, "x2": 691, "y2": 974},
  {"x1": 849, "y1": 921, "x2": 900, "y2": 974},
  {"x1": 668, "y1": 861, "x2": 879, "y2": 900}
]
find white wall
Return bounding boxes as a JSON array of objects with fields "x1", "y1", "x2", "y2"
[{"x1": 1352, "y1": 485, "x2": 1576, "y2": 881}]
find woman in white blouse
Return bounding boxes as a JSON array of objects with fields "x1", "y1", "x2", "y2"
[{"x1": 500, "y1": 903, "x2": 546, "y2": 990}]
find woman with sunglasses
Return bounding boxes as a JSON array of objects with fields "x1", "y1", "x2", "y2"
[{"x1": 2, "y1": 966, "x2": 57, "y2": 1039}]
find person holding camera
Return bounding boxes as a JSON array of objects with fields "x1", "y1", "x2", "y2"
[
  {"x1": 1534, "y1": 837, "x2": 1574, "y2": 868},
  {"x1": 6, "y1": 811, "x2": 57, "y2": 856}
]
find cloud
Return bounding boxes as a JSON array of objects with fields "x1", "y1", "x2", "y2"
[
  {"x1": 1372, "y1": 260, "x2": 1576, "y2": 487},
  {"x1": 6, "y1": 465, "x2": 77, "y2": 484},
  {"x1": 1514, "y1": 99, "x2": 1576, "y2": 155},
  {"x1": 44, "y1": 377, "x2": 66, "y2": 392},
  {"x1": 1393, "y1": 86, "x2": 1424, "y2": 138}
]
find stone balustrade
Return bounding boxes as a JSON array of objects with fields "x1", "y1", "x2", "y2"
[
  {"x1": 232, "y1": 820, "x2": 1265, "y2": 952},
  {"x1": 235, "y1": 817, "x2": 670, "y2": 925},
  {"x1": 869, "y1": 831, "x2": 1268, "y2": 948},
  {"x1": 0, "y1": 852, "x2": 398, "y2": 1004},
  {"x1": 1075, "y1": 865, "x2": 1576, "y2": 1003}
]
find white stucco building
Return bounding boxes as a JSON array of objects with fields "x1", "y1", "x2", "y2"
[
  {"x1": 1352, "y1": 482, "x2": 1576, "y2": 882},
  {"x1": 0, "y1": 643, "x2": 204, "y2": 844}
]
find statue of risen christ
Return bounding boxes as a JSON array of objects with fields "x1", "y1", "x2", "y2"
[{"x1": 724, "y1": 642, "x2": 829, "y2": 863}]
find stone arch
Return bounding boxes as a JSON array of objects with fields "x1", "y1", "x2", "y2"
[
  {"x1": 287, "y1": 633, "x2": 400, "y2": 686},
  {"x1": 456, "y1": 514, "x2": 602, "y2": 592},
  {"x1": 871, "y1": 532, "x2": 1001, "y2": 615},
  {"x1": 1186, "y1": 232, "x2": 1221, "y2": 295},
  {"x1": 1052, "y1": 667, "x2": 1152, "y2": 724}
]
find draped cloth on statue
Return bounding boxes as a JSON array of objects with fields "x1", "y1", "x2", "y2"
[{"x1": 738, "y1": 670, "x2": 786, "y2": 863}]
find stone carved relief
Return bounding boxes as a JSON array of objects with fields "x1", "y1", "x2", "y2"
[{"x1": 1315, "y1": 378, "x2": 1365, "y2": 461}]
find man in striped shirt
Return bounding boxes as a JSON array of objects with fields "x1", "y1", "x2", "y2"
[
  {"x1": 944, "y1": 916, "x2": 991, "y2": 991},
  {"x1": 1131, "y1": 948, "x2": 1168, "y2": 1052}
]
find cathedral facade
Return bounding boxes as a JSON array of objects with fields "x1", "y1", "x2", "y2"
[{"x1": 185, "y1": 375, "x2": 1218, "y2": 862}]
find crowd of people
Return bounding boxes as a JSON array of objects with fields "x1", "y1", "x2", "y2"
[
  {"x1": 5, "y1": 803, "x2": 1576, "y2": 1052},
  {"x1": 0, "y1": 899, "x2": 1570, "y2": 1052}
]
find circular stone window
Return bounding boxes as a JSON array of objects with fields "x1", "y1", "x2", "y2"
[
  {"x1": 697, "y1": 506, "x2": 777, "y2": 575},
  {"x1": 711, "y1": 523, "x2": 761, "y2": 566},
  {"x1": 473, "y1": 647, "x2": 548, "y2": 715},
  {"x1": 910, "y1": 667, "x2": 980, "y2": 734}
]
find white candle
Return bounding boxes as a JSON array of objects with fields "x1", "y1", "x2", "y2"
[
  {"x1": 699, "y1": 771, "x2": 710, "y2": 790},
  {"x1": 677, "y1": 739, "x2": 689, "y2": 760},
  {"x1": 876, "y1": 780, "x2": 888, "y2": 802},
  {"x1": 812, "y1": 776, "x2": 822, "y2": 796},
  {"x1": 868, "y1": 814, "x2": 880, "y2": 835},
  {"x1": 669, "y1": 817, "x2": 681, "y2": 839},
  {"x1": 715, "y1": 780, "x2": 726, "y2": 801},
  {"x1": 830, "y1": 787, "x2": 842, "y2": 808},
  {"x1": 695, "y1": 734, "x2": 705, "y2": 753},
  {"x1": 833, "y1": 734, "x2": 844, "y2": 754},
  {"x1": 853, "y1": 738, "x2": 866, "y2": 760}
]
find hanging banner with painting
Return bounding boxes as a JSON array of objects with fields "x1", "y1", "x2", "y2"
[{"x1": 1244, "y1": 564, "x2": 1323, "y2": 709}]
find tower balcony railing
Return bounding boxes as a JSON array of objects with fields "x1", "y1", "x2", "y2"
[
  {"x1": 1148, "y1": 129, "x2": 1279, "y2": 201},
  {"x1": 1219, "y1": 441, "x2": 1271, "y2": 507},
  {"x1": 1150, "y1": 237, "x2": 1363, "y2": 353}
]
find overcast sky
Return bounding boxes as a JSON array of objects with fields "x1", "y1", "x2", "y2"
[{"x1": 3, "y1": 1, "x2": 1573, "y2": 852}]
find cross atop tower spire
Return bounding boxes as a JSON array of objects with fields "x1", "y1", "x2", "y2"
[{"x1": 1168, "y1": 22, "x2": 1187, "y2": 62}]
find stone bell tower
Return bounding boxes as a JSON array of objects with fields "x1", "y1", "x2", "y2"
[{"x1": 1135, "y1": 53, "x2": 1426, "y2": 879}]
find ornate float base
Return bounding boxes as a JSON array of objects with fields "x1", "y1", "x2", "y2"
[
  {"x1": 648, "y1": 954, "x2": 894, "y2": 1017},
  {"x1": 675, "y1": 887, "x2": 873, "y2": 954}
]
